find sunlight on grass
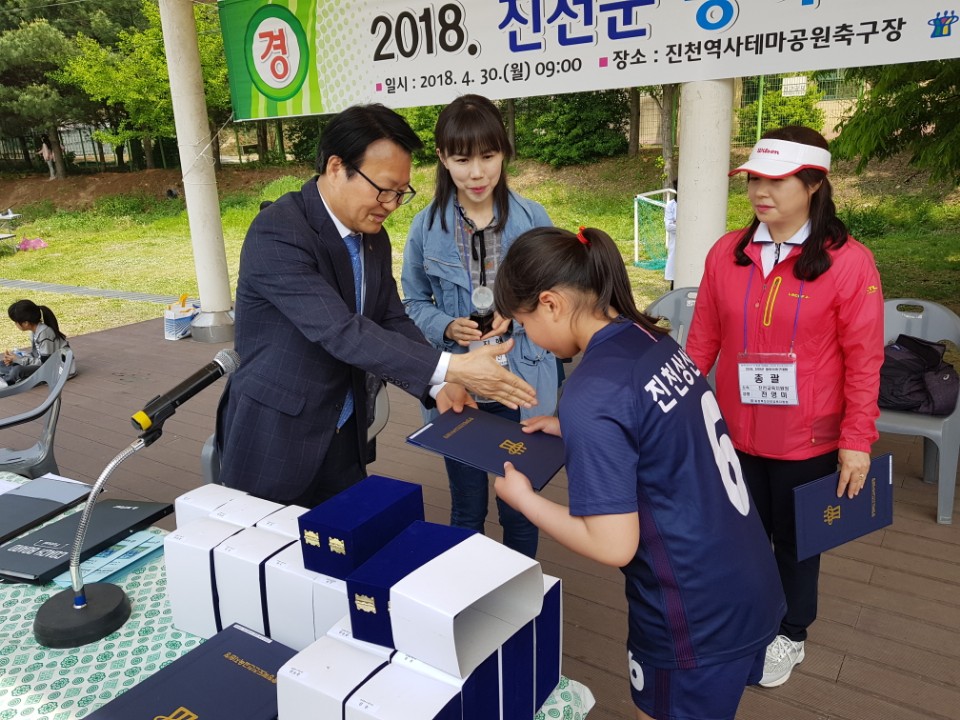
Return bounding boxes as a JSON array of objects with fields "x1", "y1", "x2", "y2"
[{"x1": 1, "y1": 155, "x2": 957, "y2": 347}]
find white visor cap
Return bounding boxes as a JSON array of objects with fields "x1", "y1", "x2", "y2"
[{"x1": 729, "y1": 138, "x2": 831, "y2": 178}]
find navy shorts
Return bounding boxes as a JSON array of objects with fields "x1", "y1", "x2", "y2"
[{"x1": 627, "y1": 647, "x2": 764, "y2": 720}]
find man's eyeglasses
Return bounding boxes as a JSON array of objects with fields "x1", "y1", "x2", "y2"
[{"x1": 347, "y1": 163, "x2": 417, "y2": 206}]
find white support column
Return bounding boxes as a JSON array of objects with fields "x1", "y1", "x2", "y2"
[
  {"x1": 158, "y1": 0, "x2": 234, "y2": 343},
  {"x1": 674, "y1": 79, "x2": 735, "y2": 290}
]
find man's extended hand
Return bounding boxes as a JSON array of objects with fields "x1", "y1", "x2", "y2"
[{"x1": 445, "y1": 338, "x2": 537, "y2": 410}]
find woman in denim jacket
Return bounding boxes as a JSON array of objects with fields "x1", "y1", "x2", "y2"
[{"x1": 401, "y1": 94, "x2": 557, "y2": 558}]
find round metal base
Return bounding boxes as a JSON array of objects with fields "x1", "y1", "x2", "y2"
[
  {"x1": 33, "y1": 583, "x2": 131, "y2": 648},
  {"x1": 190, "y1": 310, "x2": 235, "y2": 343}
]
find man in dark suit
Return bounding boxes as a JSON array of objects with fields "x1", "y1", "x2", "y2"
[{"x1": 217, "y1": 104, "x2": 535, "y2": 506}]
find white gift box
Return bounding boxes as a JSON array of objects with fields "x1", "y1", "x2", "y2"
[
  {"x1": 534, "y1": 575, "x2": 563, "y2": 711},
  {"x1": 164, "y1": 517, "x2": 243, "y2": 638},
  {"x1": 174, "y1": 484, "x2": 247, "y2": 528},
  {"x1": 390, "y1": 534, "x2": 544, "y2": 678},
  {"x1": 256, "y1": 505, "x2": 309, "y2": 540},
  {"x1": 210, "y1": 495, "x2": 285, "y2": 527},
  {"x1": 265, "y1": 543, "x2": 348, "y2": 651},
  {"x1": 278, "y1": 635, "x2": 389, "y2": 720},
  {"x1": 313, "y1": 572, "x2": 349, "y2": 638},
  {"x1": 346, "y1": 662, "x2": 461, "y2": 720},
  {"x1": 327, "y1": 614, "x2": 395, "y2": 660},
  {"x1": 392, "y1": 651, "x2": 499, "y2": 720},
  {"x1": 214, "y1": 527, "x2": 295, "y2": 635}
]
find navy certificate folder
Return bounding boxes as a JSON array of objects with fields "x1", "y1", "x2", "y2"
[
  {"x1": 406, "y1": 406, "x2": 565, "y2": 491},
  {"x1": 794, "y1": 453, "x2": 893, "y2": 561},
  {"x1": 87, "y1": 624, "x2": 297, "y2": 719}
]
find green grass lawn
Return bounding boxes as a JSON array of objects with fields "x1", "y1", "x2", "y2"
[{"x1": 0, "y1": 153, "x2": 958, "y2": 351}]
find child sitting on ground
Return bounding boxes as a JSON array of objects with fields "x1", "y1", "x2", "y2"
[{"x1": 1, "y1": 299, "x2": 74, "y2": 386}]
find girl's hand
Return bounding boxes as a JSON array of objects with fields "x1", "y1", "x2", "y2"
[
  {"x1": 436, "y1": 383, "x2": 477, "y2": 414},
  {"x1": 494, "y1": 461, "x2": 536, "y2": 510},
  {"x1": 480, "y1": 313, "x2": 511, "y2": 341},
  {"x1": 444, "y1": 317, "x2": 482, "y2": 346},
  {"x1": 520, "y1": 415, "x2": 561, "y2": 437}
]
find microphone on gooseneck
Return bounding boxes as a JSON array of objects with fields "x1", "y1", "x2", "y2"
[{"x1": 131, "y1": 349, "x2": 240, "y2": 432}]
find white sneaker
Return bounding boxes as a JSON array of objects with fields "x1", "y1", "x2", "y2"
[{"x1": 759, "y1": 635, "x2": 805, "y2": 688}]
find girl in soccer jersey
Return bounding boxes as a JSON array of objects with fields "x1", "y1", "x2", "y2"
[{"x1": 492, "y1": 226, "x2": 785, "y2": 720}]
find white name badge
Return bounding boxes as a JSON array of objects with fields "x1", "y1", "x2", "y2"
[{"x1": 738, "y1": 353, "x2": 799, "y2": 406}]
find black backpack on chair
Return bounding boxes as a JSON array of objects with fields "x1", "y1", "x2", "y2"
[{"x1": 878, "y1": 334, "x2": 960, "y2": 416}]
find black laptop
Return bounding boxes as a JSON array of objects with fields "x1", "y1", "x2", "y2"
[
  {"x1": 0, "y1": 498, "x2": 172, "y2": 584},
  {"x1": 0, "y1": 474, "x2": 92, "y2": 545}
]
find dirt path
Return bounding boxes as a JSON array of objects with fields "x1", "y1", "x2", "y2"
[{"x1": 0, "y1": 165, "x2": 309, "y2": 212}]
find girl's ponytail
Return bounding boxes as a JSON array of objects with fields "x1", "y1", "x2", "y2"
[
  {"x1": 495, "y1": 225, "x2": 666, "y2": 338},
  {"x1": 38, "y1": 305, "x2": 66, "y2": 341},
  {"x1": 577, "y1": 227, "x2": 664, "y2": 334}
]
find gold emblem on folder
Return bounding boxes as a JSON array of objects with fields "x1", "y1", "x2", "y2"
[
  {"x1": 303, "y1": 530, "x2": 320, "y2": 547},
  {"x1": 823, "y1": 505, "x2": 841, "y2": 526},
  {"x1": 355, "y1": 594, "x2": 377, "y2": 613},
  {"x1": 154, "y1": 708, "x2": 198, "y2": 720},
  {"x1": 499, "y1": 439, "x2": 527, "y2": 455},
  {"x1": 328, "y1": 537, "x2": 346, "y2": 555}
]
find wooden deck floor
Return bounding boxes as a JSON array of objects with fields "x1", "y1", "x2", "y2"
[{"x1": 2, "y1": 318, "x2": 959, "y2": 720}]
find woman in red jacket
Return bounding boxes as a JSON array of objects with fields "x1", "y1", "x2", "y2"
[{"x1": 686, "y1": 125, "x2": 884, "y2": 689}]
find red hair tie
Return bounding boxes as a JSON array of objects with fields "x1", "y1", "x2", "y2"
[{"x1": 577, "y1": 226, "x2": 590, "y2": 245}]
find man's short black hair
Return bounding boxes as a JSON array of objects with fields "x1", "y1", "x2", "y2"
[{"x1": 316, "y1": 104, "x2": 423, "y2": 175}]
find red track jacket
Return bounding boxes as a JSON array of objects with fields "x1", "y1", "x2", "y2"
[{"x1": 687, "y1": 229, "x2": 884, "y2": 461}]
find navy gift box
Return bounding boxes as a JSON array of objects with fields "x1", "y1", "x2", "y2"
[
  {"x1": 346, "y1": 521, "x2": 474, "y2": 650},
  {"x1": 534, "y1": 576, "x2": 563, "y2": 711},
  {"x1": 298, "y1": 474, "x2": 424, "y2": 579},
  {"x1": 500, "y1": 621, "x2": 535, "y2": 720}
]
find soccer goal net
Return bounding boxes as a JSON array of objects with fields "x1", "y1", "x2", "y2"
[{"x1": 633, "y1": 188, "x2": 676, "y2": 270}]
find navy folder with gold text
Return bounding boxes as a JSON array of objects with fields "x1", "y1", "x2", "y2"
[
  {"x1": 406, "y1": 407, "x2": 565, "y2": 491},
  {"x1": 794, "y1": 453, "x2": 893, "y2": 561},
  {"x1": 86, "y1": 624, "x2": 296, "y2": 719}
]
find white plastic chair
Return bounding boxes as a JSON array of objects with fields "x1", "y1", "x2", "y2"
[
  {"x1": 876, "y1": 299, "x2": 960, "y2": 524},
  {"x1": 645, "y1": 287, "x2": 699, "y2": 348},
  {"x1": 0, "y1": 348, "x2": 73, "y2": 478}
]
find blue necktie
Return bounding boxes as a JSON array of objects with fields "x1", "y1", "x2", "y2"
[{"x1": 337, "y1": 234, "x2": 363, "y2": 429}]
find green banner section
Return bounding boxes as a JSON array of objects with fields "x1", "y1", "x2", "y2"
[{"x1": 219, "y1": 0, "x2": 322, "y2": 120}]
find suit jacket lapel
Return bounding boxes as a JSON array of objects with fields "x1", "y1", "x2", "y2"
[{"x1": 301, "y1": 178, "x2": 358, "y2": 311}]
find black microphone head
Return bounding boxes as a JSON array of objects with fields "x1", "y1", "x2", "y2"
[{"x1": 213, "y1": 349, "x2": 240, "y2": 375}]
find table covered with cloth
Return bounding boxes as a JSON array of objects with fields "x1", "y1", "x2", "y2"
[{"x1": 0, "y1": 531, "x2": 595, "y2": 719}]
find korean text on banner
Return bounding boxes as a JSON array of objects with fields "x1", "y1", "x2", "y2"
[{"x1": 217, "y1": 0, "x2": 960, "y2": 119}]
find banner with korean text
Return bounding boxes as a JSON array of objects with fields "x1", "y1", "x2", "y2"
[{"x1": 217, "y1": 0, "x2": 960, "y2": 120}]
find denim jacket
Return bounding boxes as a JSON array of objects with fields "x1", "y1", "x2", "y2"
[{"x1": 401, "y1": 191, "x2": 558, "y2": 420}]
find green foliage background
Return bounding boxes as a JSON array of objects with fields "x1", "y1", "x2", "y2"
[{"x1": 1, "y1": 151, "x2": 959, "y2": 351}]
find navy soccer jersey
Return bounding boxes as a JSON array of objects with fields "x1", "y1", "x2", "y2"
[{"x1": 561, "y1": 320, "x2": 785, "y2": 670}]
